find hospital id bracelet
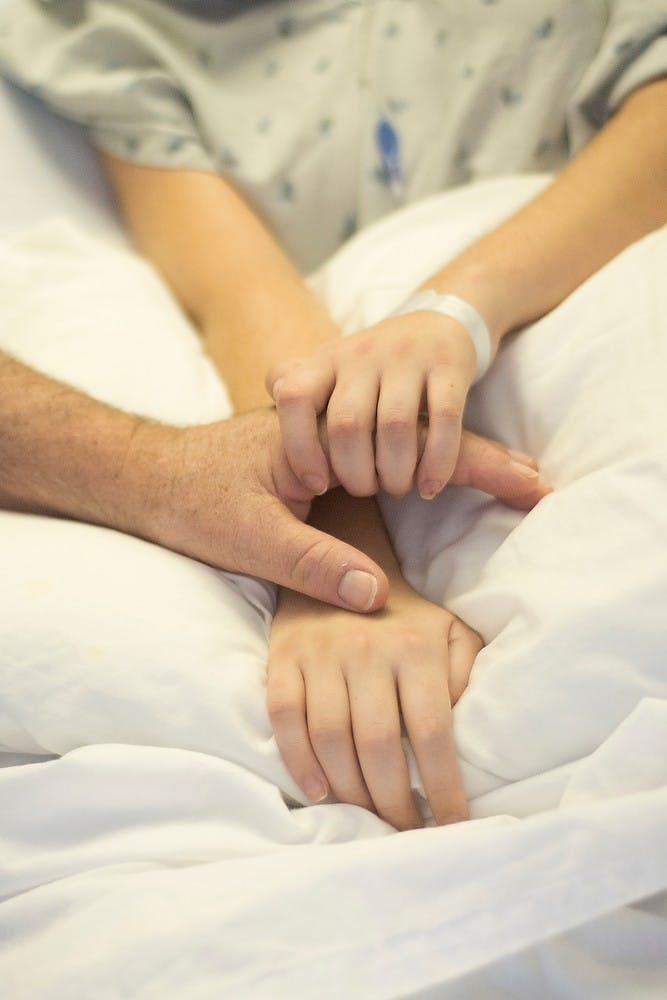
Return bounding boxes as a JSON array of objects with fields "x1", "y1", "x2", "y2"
[{"x1": 391, "y1": 290, "x2": 492, "y2": 382}]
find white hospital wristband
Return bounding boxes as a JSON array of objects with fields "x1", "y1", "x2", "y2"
[{"x1": 391, "y1": 290, "x2": 492, "y2": 382}]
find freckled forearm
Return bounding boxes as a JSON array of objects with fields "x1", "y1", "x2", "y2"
[{"x1": 0, "y1": 350, "x2": 152, "y2": 530}]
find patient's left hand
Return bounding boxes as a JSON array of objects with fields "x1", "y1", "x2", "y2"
[{"x1": 266, "y1": 579, "x2": 482, "y2": 830}]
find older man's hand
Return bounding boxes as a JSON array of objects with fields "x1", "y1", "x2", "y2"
[
  {"x1": 121, "y1": 407, "x2": 390, "y2": 612},
  {"x1": 123, "y1": 408, "x2": 551, "y2": 610}
]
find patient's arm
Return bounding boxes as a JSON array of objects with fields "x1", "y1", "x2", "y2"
[{"x1": 424, "y1": 77, "x2": 667, "y2": 346}]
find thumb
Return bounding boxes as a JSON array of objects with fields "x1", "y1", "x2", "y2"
[
  {"x1": 262, "y1": 503, "x2": 389, "y2": 611},
  {"x1": 450, "y1": 430, "x2": 554, "y2": 511}
]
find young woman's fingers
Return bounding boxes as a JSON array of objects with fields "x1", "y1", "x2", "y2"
[
  {"x1": 326, "y1": 369, "x2": 380, "y2": 496},
  {"x1": 415, "y1": 364, "x2": 467, "y2": 499},
  {"x1": 273, "y1": 358, "x2": 336, "y2": 493},
  {"x1": 348, "y1": 663, "x2": 422, "y2": 831},
  {"x1": 266, "y1": 657, "x2": 330, "y2": 803},
  {"x1": 397, "y1": 651, "x2": 469, "y2": 827},
  {"x1": 374, "y1": 367, "x2": 422, "y2": 496},
  {"x1": 304, "y1": 663, "x2": 374, "y2": 812}
]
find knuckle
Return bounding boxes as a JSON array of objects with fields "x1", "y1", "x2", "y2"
[
  {"x1": 328, "y1": 411, "x2": 371, "y2": 440},
  {"x1": 266, "y1": 689, "x2": 299, "y2": 722},
  {"x1": 356, "y1": 723, "x2": 400, "y2": 758},
  {"x1": 412, "y1": 715, "x2": 447, "y2": 746},
  {"x1": 345, "y1": 629, "x2": 373, "y2": 659},
  {"x1": 274, "y1": 381, "x2": 310, "y2": 409},
  {"x1": 377, "y1": 471, "x2": 413, "y2": 498},
  {"x1": 350, "y1": 338, "x2": 375, "y2": 361},
  {"x1": 397, "y1": 628, "x2": 425, "y2": 654},
  {"x1": 310, "y1": 722, "x2": 344, "y2": 754},
  {"x1": 430, "y1": 401, "x2": 463, "y2": 423},
  {"x1": 389, "y1": 336, "x2": 414, "y2": 362},
  {"x1": 378, "y1": 409, "x2": 412, "y2": 438}
]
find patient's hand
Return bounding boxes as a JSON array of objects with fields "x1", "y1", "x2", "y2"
[
  {"x1": 267, "y1": 310, "x2": 482, "y2": 499},
  {"x1": 266, "y1": 579, "x2": 482, "y2": 830}
]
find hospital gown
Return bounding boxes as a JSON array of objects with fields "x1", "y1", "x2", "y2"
[{"x1": 0, "y1": 0, "x2": 666, "y2": 269}]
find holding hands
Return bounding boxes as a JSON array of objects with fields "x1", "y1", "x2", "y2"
[
  {"x1": 263, "y1": 299, "x2": 552, "y2": 828},
  {"x1": 268, "y1": 308, "x2": 476, "y2": 500},
  {"x1": 268, "y1": 302, "x2": 548, "y2": 505}
]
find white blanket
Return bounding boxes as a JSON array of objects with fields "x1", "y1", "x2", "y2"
[{"x1": 1, "y1": 176, "x2": 666, "y2": 997}]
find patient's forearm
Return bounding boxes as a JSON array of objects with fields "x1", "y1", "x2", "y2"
[
  {"x1": 428, "y1": 78, "x2": 667, "y2": 347},
  {"x1": 99, "y1": 154, "x2": 338, "y2": 411}
]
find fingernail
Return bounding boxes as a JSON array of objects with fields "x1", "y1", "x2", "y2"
[
  {"x1": 419, "y1": 481, "x2": 442, "y2": 500},
  {"x1": 509, "y1": 460, "x2": 540, "y2": 479},
  {"x1": 303, "y1": 474, "x2": 327, "y2": 495},
  {"x1": 338, "y1": 569, "x2": 378, "y2": 611},
  {"x1": 304, "y1": 776, "x2": 328, "y2": 802},
  {"x1": 508, "y1": 448, "x2": 536, "y2": 466}
]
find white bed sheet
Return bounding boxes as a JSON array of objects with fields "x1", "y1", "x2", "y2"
[{"x1": 1, "y1": 80, "x2": 666, "y2": 999}]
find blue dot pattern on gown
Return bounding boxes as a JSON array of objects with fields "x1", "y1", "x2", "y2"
[{"x1": 2, "y1": 0, "x2": 667, "y2": 272}]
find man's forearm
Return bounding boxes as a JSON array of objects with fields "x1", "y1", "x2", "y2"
[
  {"x1": 427, "y1": 78, "x2": 667, "y2": 347},
  {"x1": 0, "y1": 351, "x2": 151, "y2": 532},
  {"x1": 0, "y1": 357, "x2": 390, "y2": 610}
]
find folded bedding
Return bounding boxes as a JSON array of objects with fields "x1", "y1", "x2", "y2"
[{"x1": 0, "y1": 175, "x2": 666, "y2": 996}]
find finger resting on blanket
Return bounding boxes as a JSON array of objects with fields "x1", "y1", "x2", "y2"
[
  {"x1": 266, "y1": 658, "x2": 330, "y2": 803},
  {"x1": 398, "y1": 652, "x2": 469, "y2": 826},
  {"x1": 304, "y1": 662, "x2": 374, "y2": 814},
  {"x1": 348, "y1": 662, "x2": 423, "y2": 831}
]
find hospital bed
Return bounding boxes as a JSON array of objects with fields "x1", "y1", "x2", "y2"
[{"x1": 1, "y1": 74, "x2": 667, "y2": 999}]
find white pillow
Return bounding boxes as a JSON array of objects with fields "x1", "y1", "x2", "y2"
[
  {"x1": 1, "y1": 175, "x2": 666, "y2": 817},
  {"x1": 0, "y1": 219, "x2": 296, "y2": 797}
]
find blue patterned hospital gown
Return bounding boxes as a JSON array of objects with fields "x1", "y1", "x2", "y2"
[{"x1": 1, "y1": 0, "x2": 666, "y2": 269}]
